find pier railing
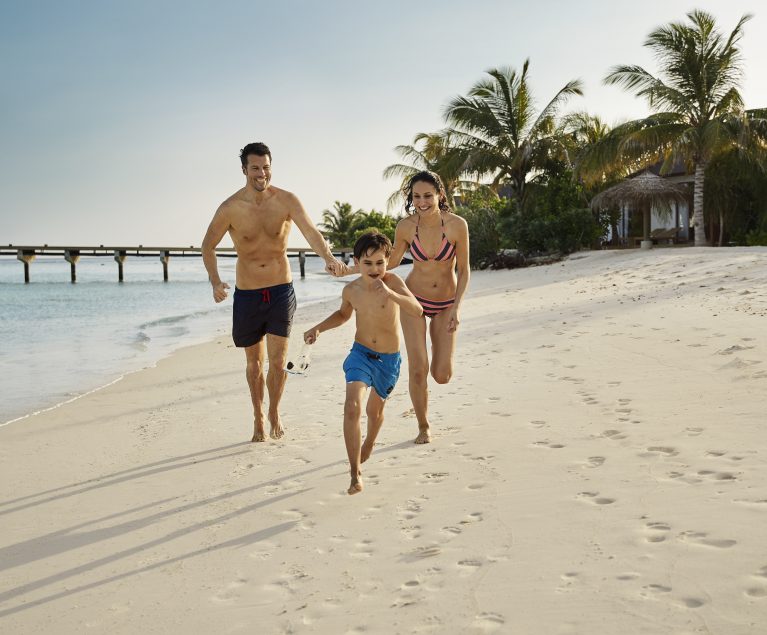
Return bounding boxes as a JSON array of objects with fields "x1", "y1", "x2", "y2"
[{"x1": 0, "y1": 244, "x2": 352, "y2": 283}]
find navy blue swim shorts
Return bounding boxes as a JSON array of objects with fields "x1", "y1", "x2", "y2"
[
  {"x1": 232, "y1": 282, "x2": 297, "y2": 347},
  {"x1": 342, "y1": 342, "x2": 401, "y2": 400}
]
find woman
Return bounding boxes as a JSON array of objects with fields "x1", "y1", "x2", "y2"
[{"x1": 338, "y1": 171, "x2": 470, "y2": 443}]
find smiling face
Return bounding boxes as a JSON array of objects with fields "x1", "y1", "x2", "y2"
[
  {"x1": 355, "y1": 247, "x2": 389, "y2": 281},
  {"x1": 242, "y1": 154, "x2": 272, "y2": 192},
  {"x1": 411, "y1": 180, "x2": 440, "y2": 214}
]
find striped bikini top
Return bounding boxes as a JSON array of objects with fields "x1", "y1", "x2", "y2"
[{"x1": 409, "y1": 213, "x2": 456, "y2": 263}]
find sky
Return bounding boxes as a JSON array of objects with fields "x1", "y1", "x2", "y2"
[{"x1": 1, "y1": 0, "x2": 766, "y2": 249}]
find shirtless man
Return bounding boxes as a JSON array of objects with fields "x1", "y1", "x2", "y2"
[
  {"x1": 202, "y1": 142, "x2": 342, "y2": 442},
  {"x1": 304, "y1": 232, "x2": 422, "y2": 494}
]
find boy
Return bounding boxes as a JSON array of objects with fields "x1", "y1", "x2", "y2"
[{"x1": 304, "y1": 232, "x2": 422, "y2": 494}]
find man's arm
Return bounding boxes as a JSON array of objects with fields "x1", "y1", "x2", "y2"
[
  {"x1": 331, "y1": 218, "x2": 411, "y2": 278},
  {"x1": 201, "y1": 205, "x2": 231, "y2": 303},
  {"x1": 304, "y1": 288, "x2": 354, "y2": 343},
  {"x1": 378, "y1": 274, "x2": 423, "y2": 318},
  {"x1": 287, "y1": 193, "x2": 343, "y2": 271}
]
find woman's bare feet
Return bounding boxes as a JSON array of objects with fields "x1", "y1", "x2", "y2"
[
  {"x1": 414, "y1": 425, "x2": 431, "y2": 444},
  {"x1": 348, "y1": 472, "x2": 363, "y2": 495},
  {"x1": 360, "y1": 440, "x2": 374, "y2": 463}
]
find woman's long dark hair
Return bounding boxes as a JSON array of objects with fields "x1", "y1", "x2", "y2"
[{"x1": 404, "y1": 171, "x2": 450, "y2": 215}]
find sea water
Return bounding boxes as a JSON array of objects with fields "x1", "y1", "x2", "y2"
[{"x1": 0, "y1": 255, "x2": 353, "y2": 425}]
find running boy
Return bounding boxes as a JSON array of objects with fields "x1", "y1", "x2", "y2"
[{"x1": 304, "y1": 232, "x2": 422, "y2": 495}]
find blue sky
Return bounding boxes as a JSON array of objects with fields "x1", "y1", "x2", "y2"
[{"x1": 1, "y1": 0, "x2": 765, "y2": 248}]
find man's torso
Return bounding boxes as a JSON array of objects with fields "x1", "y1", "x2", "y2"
[{"x1": 225, "y1": 186, "x2": 294, "y2": 289}]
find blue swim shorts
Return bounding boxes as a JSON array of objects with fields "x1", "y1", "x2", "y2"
[{"x1": 342, "y1": 342, "x2": 401, "y2": 400}]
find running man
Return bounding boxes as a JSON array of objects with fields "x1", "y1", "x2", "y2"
[{"x1": 202, "y1": 142, "x2": 344, "y2": 442}]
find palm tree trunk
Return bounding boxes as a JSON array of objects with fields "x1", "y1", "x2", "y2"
[
  {"x1": 692, "y1": 161, "x2": 708, "y2": 246},
  {"x1": 719, "y1": 210, "x2": 725, "y2": 247}
]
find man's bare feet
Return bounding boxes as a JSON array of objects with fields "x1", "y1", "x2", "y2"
[
  {"x1": 252, "y1": 428, "x2": 266, "y2": 443},
  {"x1": 269, "y1": 413, "x2": 285, "y2": 440},
  {"x1": 360, "y1": 440, "x2": 374, "y2": 463},
  {"x1": 414, "y1": 426, "x2": 431, "y2": 444},
  {"x1": 348, "y1": 473, "x2": 363, "y2": 495}
]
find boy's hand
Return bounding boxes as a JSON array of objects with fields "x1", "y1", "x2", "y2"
[
  {"x1": 304, "y1": 327, "x2": 320, "y2": 344},
  {"x1": 371, "y1": 277, "x2": 394, "y2": 299}
]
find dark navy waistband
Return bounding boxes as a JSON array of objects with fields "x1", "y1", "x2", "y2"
[
  {"x1": 351, "y1": 341, "x2": 400, "y2": 361},
  {"x1": 234, "y1": 282, "x2": 293, "y2": 295}
]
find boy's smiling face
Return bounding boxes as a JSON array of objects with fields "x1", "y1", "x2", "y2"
[{"x1": 355, "y1": 248, "x2": 389, "y2": 281}]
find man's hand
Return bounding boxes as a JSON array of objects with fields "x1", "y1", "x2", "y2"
[
  {"x1": 304, "y1": 327, "x2": 320, "y2": 344},
  {"x1": 212, "y1": 281, "x2": 230, "y2": 303}
]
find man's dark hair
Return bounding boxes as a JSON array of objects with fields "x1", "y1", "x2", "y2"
[
  {"x1": 240, "y1": 142, "x2": 272, "y2": 168},
  {"x1": 353, "y1": 231, "x2": 392, "y2": 260}
]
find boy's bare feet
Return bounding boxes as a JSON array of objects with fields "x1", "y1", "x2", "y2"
[
  {"x1": 348, "y1": 473, "x2": 363, "y2": 495},
  {"x1": 360, "y1": 440, "x2": 374, "y2": 463},
  {"x1": 414, "y1": 425, "x2": 431, "y2": 444}
]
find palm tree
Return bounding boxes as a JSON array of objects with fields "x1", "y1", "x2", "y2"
[
  {"x1": 583, "y1": 10, "x2": 763, "y2": 246},
  {"x1": 443, "y1": 60, "x2": 583, "y2": 208},
  {"x1": 382, "y1": 131, "x2": 469, "y2": 211},
  {"x1": 319, "y1": 202, "x2": 364, "y2": 248}
]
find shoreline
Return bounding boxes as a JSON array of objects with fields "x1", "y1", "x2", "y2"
[{"x1": 2, "y1": 248, "x2": 766, "y2": 633}]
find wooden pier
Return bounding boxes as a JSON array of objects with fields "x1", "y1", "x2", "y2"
[{"x1": 0, "y1": 244, "x2": 351, "y2": 283}]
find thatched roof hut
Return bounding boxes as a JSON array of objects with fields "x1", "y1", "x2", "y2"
[{"x1": 590, "y1": 171, "x2": 689, "y2": 244}]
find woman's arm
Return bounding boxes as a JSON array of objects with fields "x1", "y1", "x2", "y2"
[{"x1": 447, "y1": 216, "x2": 471, "y2": 332}]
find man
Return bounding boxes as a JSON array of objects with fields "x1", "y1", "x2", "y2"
[{"x1": 202, "y1": 142, "x2": 342, "y2": 442}]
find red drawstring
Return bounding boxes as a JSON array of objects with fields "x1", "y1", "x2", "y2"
[{"x1": 260, "y1": 289, "x2": 270, "y2": 303}]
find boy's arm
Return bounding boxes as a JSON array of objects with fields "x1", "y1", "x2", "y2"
[
  {"x1": 304, "y1": 288, "x2": 354, "y2": 343},
  {"x1": 379, "y1": 274, "x2": 423, "y2": 318}
]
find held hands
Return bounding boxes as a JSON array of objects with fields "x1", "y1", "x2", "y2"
[
  {"x1": 304, "y1": 327, "x2": 320, "y2": 345},
  {"x1": 325, "y1": 258, "x2": 349, "y2": 277},
  {"x1": 212, "y1": 281, "x2": 230, "y2": 303}
]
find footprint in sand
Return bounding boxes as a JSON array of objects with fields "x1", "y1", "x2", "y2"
[
  {"x1": 643, "y1": 521, "x2": 671, "y2": 543},
  {"x1": 532, "y1": 440, "x2": 566, "y2": 449},
  {"x1": 679, "y1": 597, "x2": 706, "y2": 609},
  {"x1": 685, "y1": 427, "x2": 704, "y2": 437},
  {"x1": 459, "y1": 512, "x2": 484, "y2": 525},
  {"x1": 581, "y1": 456, "x2": 605, "y2": 469},
  {"x1": 530, "y1": 420, "x2": 547, "y2": 428},
  {"x1": 601, "y1": 429, "x2": 628, "y2": 440},
  {"x1": 404, "y1": 545, "x2": 442, "y2": 561},
  {"x1": 678, "y1": 530, "x2": 737, "y2": 549},
  {"x1": 351, "y1": 539, "x2": 375, "y2": 558},
  {"x1": 642, "y1": 583, "x2": 672, "y2": 595},
  {"x1": 211, "y1": 576, "x2": 249, "y2": 604},
  {"x1": 441, "y1": 526, "x2": 463, "y2": 537},
  {"x1": 420, "y1": 472, "x2": 450, "y2": 484},
  {"x1": 401, "y1": 525, "x2": 422, "y2": 540},
  {"x1": 696, "y1": 469, "x2": 737, "y2": 481},
  {"x1": 472, "y1": 612, "x2": 506, "y2": 633},
  {"x1": 577, "y1": 491, "x2": 616, "y2": 505},
  {"x1": 641, "y1": 446, "x2": 679, "y2": 458}
]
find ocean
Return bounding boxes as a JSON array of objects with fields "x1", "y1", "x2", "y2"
[{"x1": 0, "y1": 254, "x2": 355, "y2": 426}]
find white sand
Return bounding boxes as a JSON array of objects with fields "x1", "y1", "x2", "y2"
[{"x1": 1, "y1": 247, "x2": 766, "y2": 634}]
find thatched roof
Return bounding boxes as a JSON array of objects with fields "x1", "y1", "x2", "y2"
[{"x1": 590, "y1": 170, "x2": 689, "y2": 210}]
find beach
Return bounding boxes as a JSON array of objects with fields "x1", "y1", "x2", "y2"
[{"x1": 1, "y1": 247, "x2": 766, "y2": 634}]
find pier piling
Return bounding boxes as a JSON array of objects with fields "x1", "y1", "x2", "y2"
[
  {"x1": 17, "y1": 249, "x2": 35, "y2": 283},
  {"x1": 114, "y1": 250, "x2": 127, "y2": 282},
  {"x1": 160, "y1": 250, "x2": 170, "y2": 281},
  {"x1": 64, "y1": 249, "x2": 80, "y2": 283}
]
